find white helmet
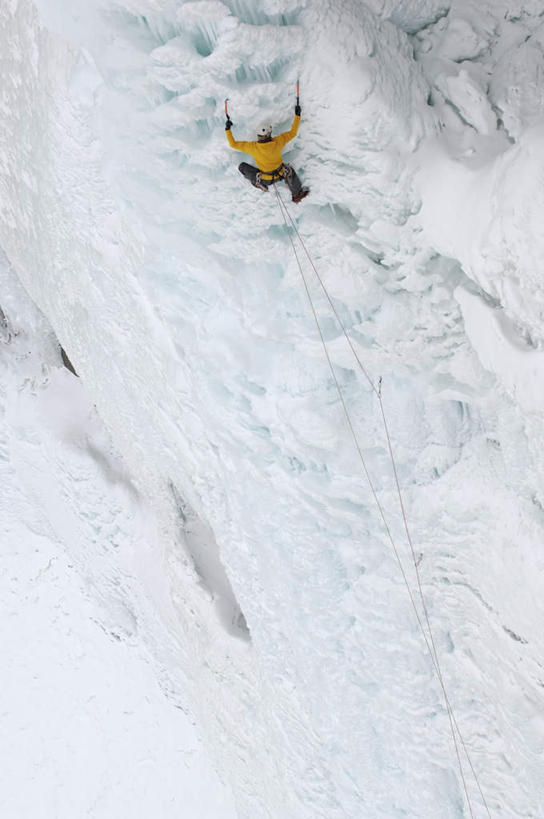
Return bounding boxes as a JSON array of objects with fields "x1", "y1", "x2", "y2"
[{"x1": 257, "y1": 121, "x2": 272, "y2": 139}]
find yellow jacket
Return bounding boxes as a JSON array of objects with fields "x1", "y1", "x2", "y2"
[{"x1": 226, "y1": 115, "x2": 300, "y2": 179}]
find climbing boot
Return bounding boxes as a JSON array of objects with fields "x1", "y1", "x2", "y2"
[{"x1": 292, "y1": 188, "x2": 309, "y2": 203}]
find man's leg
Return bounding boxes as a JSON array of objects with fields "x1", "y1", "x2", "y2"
[
  {"x1": 238, "y1": 163, "x2": 268, "y2": 191},
  {"x1": 282, "y1": 164, "x2": 303, "y2": 198}
]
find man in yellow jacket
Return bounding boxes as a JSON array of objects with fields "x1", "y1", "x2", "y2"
[{"x1": 225, "y1": 102, "x2": 309, "y2": 203}]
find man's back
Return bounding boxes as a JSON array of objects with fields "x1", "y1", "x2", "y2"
[{"x1": 226, "y1": 115, "x2": 300, "y2": 172}]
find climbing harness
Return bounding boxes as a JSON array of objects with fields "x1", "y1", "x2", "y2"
[
  {"x1": 274, "y1": 185, "x2": 492, "y2": 819},
  {"x1": 257, "y1": 164, "x2": 286, "y2": 185}
]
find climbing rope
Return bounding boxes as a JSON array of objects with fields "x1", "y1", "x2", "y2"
[
  {"x1": 274, "y1": 185, "x2": 491, "y2": 818},
  {"x1": 274, "y1": 188, "x2": 490, "y2": 809}
]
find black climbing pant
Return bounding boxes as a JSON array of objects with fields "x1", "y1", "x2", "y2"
[{"x1": 238, "y1": 162, "x2": 303, "y2": 198}]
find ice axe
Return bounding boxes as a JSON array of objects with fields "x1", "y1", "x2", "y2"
[
  {"x1": 224, "y1": 97, "x2": 232, "y2": 129},
  {"x1": 295, "y1": 79, "x2": 301, "y2": 116}
]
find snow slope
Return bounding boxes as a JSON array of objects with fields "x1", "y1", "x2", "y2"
[
  {"x1": 1, "y1": 0, "x2": 544, "y2": 817},
  {"x1": 0, "y1": 251, "x2": 237, "y2": 818}
]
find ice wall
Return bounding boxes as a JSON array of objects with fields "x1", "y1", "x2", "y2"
[{"x1": 1, "y1": 1, "x2": 544, "y2": 817}]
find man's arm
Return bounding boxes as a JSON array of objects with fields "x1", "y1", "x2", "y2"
[
  {"x1": 275, "y1": 114, "x2": 300, "y2": 149},
  {"x1": 225, "y1": 124, "x2": 252, "y2": 153}
]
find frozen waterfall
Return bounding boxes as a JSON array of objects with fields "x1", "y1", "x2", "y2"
[{"x1": 1, "y1": 1, "x2": 544, "y2": 817}]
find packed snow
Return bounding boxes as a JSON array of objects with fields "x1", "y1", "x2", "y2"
[{"x1": 1, "y1": 0, "x2": 544, "y2": 817}]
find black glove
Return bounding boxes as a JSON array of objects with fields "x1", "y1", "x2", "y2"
[
  {"x1": 225, "y1": 117, "x2": 233, "y2": 130},
  {"x1": 295, "y1": 104, "x2": 301, "y2": 116}
]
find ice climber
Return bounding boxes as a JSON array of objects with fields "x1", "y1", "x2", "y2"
[{"x1": 225, "y1": 100, "x2": 309, "y2": 203}]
